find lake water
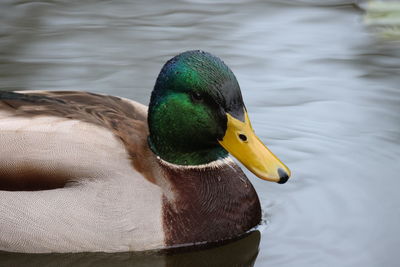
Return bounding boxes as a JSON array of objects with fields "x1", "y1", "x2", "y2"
[{"x1": 1, "y1": 0, "x2": 399, "y2": 266}]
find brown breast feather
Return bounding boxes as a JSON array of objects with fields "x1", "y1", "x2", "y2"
[{"x1": 161, "y1": 160, "x2": 261, "y2": 247}]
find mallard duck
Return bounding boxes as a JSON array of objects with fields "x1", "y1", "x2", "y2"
[{"x1": 0, "y1": 50, "x2": 290, "y2": 253}]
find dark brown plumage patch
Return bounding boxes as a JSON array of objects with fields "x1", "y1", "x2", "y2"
[
  {"x1": 0, "y1": 165, "x2": 70, "y2": 191},
  {"x1": 162, "y1": 161, "x2": 261, "y2": 247},
  {"x1": 0, "y1": 91, "x2": 157, "y2": 190}
]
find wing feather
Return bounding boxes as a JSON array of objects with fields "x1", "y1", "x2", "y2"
[{"x1": 0, "y1": 91, "x2": 154, "y2": 190}]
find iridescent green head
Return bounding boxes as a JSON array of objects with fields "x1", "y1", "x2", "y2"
[
  {"x1": 148, "y1": 50, "x2": 291, "y2": 183},
  {"x1": 148, "y1": 50, "x2": 244, "y2": 165}
]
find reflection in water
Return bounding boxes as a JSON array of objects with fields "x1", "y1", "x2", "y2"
[
  {"x1": 0, "y1": 0, "x2": 400, "y2": 266},
  {"x1": 0, "y1": 231, "x2": 260, "y2": 267}
]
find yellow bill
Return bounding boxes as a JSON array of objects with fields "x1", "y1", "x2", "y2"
[{"x1": 219, "y1": 111, "x2": 291, "y2": 183}]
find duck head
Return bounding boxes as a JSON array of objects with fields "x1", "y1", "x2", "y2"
[{"x1": 148, "y1": 50, "x2": 290, "y2": 183}]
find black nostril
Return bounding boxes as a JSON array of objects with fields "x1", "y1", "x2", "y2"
[
  {"x1": 238, "y1": 134, "x2": 247, "y2": 142},
  {"x1": 277, "y1": 168, "x2": 289, "y2": 184}
]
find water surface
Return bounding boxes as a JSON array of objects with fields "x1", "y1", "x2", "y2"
[{"x1": 1, "y1": 0, "x2": 399, "y2": 266}]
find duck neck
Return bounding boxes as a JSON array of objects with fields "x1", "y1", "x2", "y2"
[{"x1": 148, "y1": 136, "x2": 227, "y2": 166}]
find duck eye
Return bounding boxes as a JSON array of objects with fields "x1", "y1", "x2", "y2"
[{"x1": 191, "y1": 92, "x2": 203, "y2": 102}]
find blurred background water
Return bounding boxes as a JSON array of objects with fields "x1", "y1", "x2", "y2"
[{"x1": 1, "y1": 0, "x2": 400, "y2": 266}]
